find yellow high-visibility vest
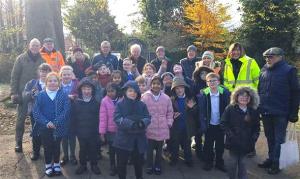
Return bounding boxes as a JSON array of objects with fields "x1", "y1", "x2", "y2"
[{"x1": 223, "y1": 55, "x2": 260, "y2": 91}]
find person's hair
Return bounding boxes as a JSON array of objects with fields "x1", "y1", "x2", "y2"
[
  {"x1": 29, "y1": 38, "x2": 41, "y2": 47},
  {"x1": 135, "y1": 75, "x2": 146, "y2": 84},
  {"x1": 130, "y1": 44, "x2": 141, "y2": 54},
  {"x1": 156, "y1": 46, "x2": 165, "y2": 53},
  {"x1": 45, "y1": 72, "x2": 60, "y2": 86},
  {"x1": 59, "y1": 65, "x2": 73, "y2": 76},
  {"x1": 142, "y1": 63, "x2": 157, "y2": 74},
  {"x1": 111, "y1": 70, "x2": 122, "y2": 78},
  {"x1": 206, "y1": 72, "x2": 220, "y2": 81},
  {"x1": 100, "y1": 40, "x2": 110, "y2": 48},
  {"x1": 122, "y1": 58, "x2": 132, "y2": 64},
  {"x1": 150, "y1": 75, "x2": 163, "y2": 85},
  {"x1": 227, "y1": 42, "x2": 246, "y2": 58},
  {"x1": 230, "y1": 86, "x2": 259, "y2": 109},
  {"x1": 38, "y1": 63, "x2": 52, "y2": 72}
]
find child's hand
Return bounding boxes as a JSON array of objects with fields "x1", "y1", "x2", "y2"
[
  {"x1": 47, "y1": 121, "x2": 56, "y2": 129},
  {"x1": 187, "y1": 99, "x2": 196, "y2": 108},
  {"x1": 161, "y1": 60, "x2": 168, "y2": 69},
  {"x1": 174, "y1": 112, "x2": 181, "y2": 119}
]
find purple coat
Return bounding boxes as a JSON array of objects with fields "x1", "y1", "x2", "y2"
[
  {"x1": 141, "y1": 91, "x2": 174, "y2": 141},
  {"x1": 99, "y1": 96, "x2": 118, "y2": 134}
]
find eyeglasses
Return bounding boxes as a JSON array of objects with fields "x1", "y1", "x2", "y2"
[{"x1": 206, "y1": 80, "x2": 219, "y2": 83}]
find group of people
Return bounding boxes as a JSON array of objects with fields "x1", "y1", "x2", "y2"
[{"x1": 10, "y1": 37, "x2": 299, "y2": 179}]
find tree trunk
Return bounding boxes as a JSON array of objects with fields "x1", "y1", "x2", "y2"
[{"x1": 25, "y1": 0, "x2": 65, "y2": 54}]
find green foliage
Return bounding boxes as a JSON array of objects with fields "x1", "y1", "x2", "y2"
[
  {"x1": 237, "y1": 0, "x2": 300, "y2": 63},
  {"x1": 0, "y1": 53, "x2": 17, "y2": 83},
  {"x1": 64, "y1": 0, "x2": 125, "y2": 51}
]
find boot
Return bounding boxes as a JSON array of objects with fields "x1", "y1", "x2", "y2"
[
  {"x1": 15, "y1": 142, "x2": 22, "y2": 153},
  {"x1": 267, "y1": 162, "x2": 281, "y2": 175},
  {"x1": 258, "y1": 159, "x2": 273, "y2": 168},
  {"x1": 91, "y1": 165, "x2": 101, "y2": 175}
]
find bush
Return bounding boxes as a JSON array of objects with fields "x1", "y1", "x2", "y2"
[{"x1": 0, "y1": 53, "x2": 17, "y2": 83}]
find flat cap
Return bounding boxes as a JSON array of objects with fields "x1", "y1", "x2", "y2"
[
  {"x1": 263, "y1": 47, "x2": 284, "y2": 56},
  {"x1": 43, "y1": 37, "x2": 54, "y2": 43}
]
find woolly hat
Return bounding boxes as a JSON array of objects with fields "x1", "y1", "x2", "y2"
[
  {"x1": 171, "y1": 77, "x2": 189, "y2": 91},
  {"x1": 202, "y1": 51, "x2": 214, "y2": 60},
  {"x1": 187, "y1": 45, "x2": 197, "y2": 52},
  {"x1": 161, "y1": 72, "x2": 174, "y2": 80}
]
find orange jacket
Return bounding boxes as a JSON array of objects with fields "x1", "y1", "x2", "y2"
[{"x1": 40, "y1": 47, "x2": 65, "y2": 72}]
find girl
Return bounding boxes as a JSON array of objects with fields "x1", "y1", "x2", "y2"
[
  {"x1": 23, "y1": 63, "x2": 52, "y2": 161},
  {"x1": 113, "y1": 80, "x2": 151, "y2": 179},
  {"x1": 99, "y1": 82, "x2": 121, "y2": 176},
  {"x1": 161, "y1": 72, "x2": 174, "y2": 97},
  {"x1": 111, "y1": 70, "x2": 123, "y2": 87},
  {"x1": 141, "y1": 76, "x2": 173, "y2": 175},
  {"x1": 142, "y1": 63, "x2": 157, "y2": 89},
  {"x1": 33, "y1": 72, "x2": 70, "y2": 177},
  {"x1": 221, "y1": 87, "x2": 260, "y2": 179},
  {"x1": 59, "y1": 65, "x2": 79, "y2": 166},
  {"x1": 71, "y1": 78, "x2": 101, "y2": 175},
  {"x1": 96, "y1": 62, "x2": 112, "y2": 88}
]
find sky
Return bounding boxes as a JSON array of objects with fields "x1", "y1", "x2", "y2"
[{"x1": 107, "y1": 0, "x2": 242, "y2": 34}]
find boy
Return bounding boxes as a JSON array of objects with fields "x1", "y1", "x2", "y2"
[
  {"x1": 135, "y1": 75, "x2": 147, "y2": 94},
  {"x1": 71, "y1": 78, "x2": 101, "y2": 175},
  {"x1": 197, "y1": 72, "x2": 230, "y2": 172},
  {"x1": 122, "y1": 58, "x2": 139, "y2": 82}
]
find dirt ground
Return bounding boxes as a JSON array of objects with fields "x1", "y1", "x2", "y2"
[{"x1": 1, "y1": 84, "x2": 300, "y2": 179}]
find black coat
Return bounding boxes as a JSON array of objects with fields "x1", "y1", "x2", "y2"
[
  {"x1": 150, "y1": 57, "x2": 173, "y2": 73},
  {"x1": 258, "y1": 60, "x2": 300, "y2": 120},
  {"x1": 70, "y1": 98, "x2": 100, "y2": 138},
  {"x1": 221, "y1": 105, "x2": 260, "y2": 154}
]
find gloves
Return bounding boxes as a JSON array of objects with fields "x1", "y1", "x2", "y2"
[
  {"x1": 132, "y1": 122, "x2": 139, "y2": 130},
  {"x1": 132, "y1": 121, "x2": 145, "y2": 130},
  {"x1": 138, "y1": 121, "x2": 145, "y2": 129}
]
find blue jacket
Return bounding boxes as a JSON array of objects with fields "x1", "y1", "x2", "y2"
[
  {"x1": 32, "y1": 89, "x2": 70, "y2": 138},
  {"x1": 197, "y1": 86, "x2": 230, "y2": 133},
  {"x1": 258, "y1": 60, "x2": 300, "y2": 119},
  {"x1": 92, "y1": 53, "x2": 119, "y2": 70},
  {"x1": 113, "y1": 94, "x2": 151, "y2": 153}
]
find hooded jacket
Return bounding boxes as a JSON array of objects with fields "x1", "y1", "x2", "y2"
[
  {"x1": 113, "y1": 81, "x2": 151, "y2": 153},
  {"x1": 141, "y1": 90, "x2": 174, "y2": 141},
  {"x1": 192, "y1": 66, "x2": 214, "y2": 95},
  {"x1": 221, "y1": 87, "x2": 260, "y2": 154}
]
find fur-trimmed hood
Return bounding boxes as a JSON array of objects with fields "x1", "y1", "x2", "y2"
[{"x1": 230, "y1": 86, "x2": 260, "y2": 109}]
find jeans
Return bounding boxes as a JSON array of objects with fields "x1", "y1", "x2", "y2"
[
  {"x1": 262, "y1": 116, "x2": 288, "y2": 162},
  {"x1": 227, "y1": 151, "x2": 247, "y2": 179},
  {"x1": 146, "y1": 139, "x2": 163, "y2": 168}
]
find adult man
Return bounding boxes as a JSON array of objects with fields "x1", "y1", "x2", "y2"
[
  {"x1": 92, "y1": 41, "x2": 119, "y2": 70},
  {"x1": 258, "y1": 47, "x2": 299, "y2": 174},
  {"x1": 40, "y1": 38, "x2": 65, "y2": 72},
  {"x1": 10, "y1": 38, "x2": 45, "y2": 152},
  {"x1": 151, "y1": 46, "x2": 173, "y2": 73},
  {"x1": 180, "y1": 45, "x2": 200, "y2": 80},
  {"x1": 222, "y1": 43, "x2": 260, "y2": 92}
]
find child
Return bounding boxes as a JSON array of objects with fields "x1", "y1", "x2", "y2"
[
  {"x1": 141, "y1": 76, "x2": 173, "y2": 175},
  {"x1": 172, "y1": 63, "x2": 194, "y2": 89},
  {"x1": 95, "y1": 62, "x2": 112, "y2": 88},
  {"x1": 86, "y1": 70, "x2": 104, "y2": 103},
  {"x1": 99, "y1": 82, "x2": 121, "y2": 176},
  {"x1": 221, "y1": 87, "x2": 260, "y2": 179},
  {"x1": 169, "y1": 77, "x2": 198, "y2": 167},
  {"x1": 142, "y1": 63, "x2": 156, "y2": 89},
  {"x1": 161, "y1": 72, "x2": 174, "y2": 97},
  {"x1": 122, "y1": 58, "x2": 139, "y2": 82},
  {"x1": 32, "y1": 72, "x2": 70, "y2": 177},
  {"x1": 71, "y1": 78, "x2": 101, "y2": 175},
  {"x1": 23, "y1": 63, "x2": 52, "y2": 161},
  {"x1": 135, "y1": 75, "x2": 147, "y2": 94},
  {"x1": 197, "y1": 72, "x2": 230, "y2": 171},
  {"x1": 113, "y1": 80, "x2": 151, "y2": 179},
  {"x1": 59, "y1": 65, "x2": 79, "y2": 166},
  {"x1": 111, "y1": 70, "x2": 123, "y2": 87}
]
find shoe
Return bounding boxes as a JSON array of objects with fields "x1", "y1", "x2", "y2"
[
  {"x1": 45, "y1": 166, "x2": 53, "y2": 177},
  {"x1": 91, "y1": 165, "x2": 101, "y2": 175},
  {"x1": 203, "y1": 163, "x2": 213, "y2": 171},
  {"x1": 247, "y1": 150, "x2": 256, "y2": 158},
  {"x1": 258, "y1": 159, "x2": 272, "y2": 169},
  {"x1": 15, "y1": 144, "x2": 23, "y2": 153},
  {"x1": 267, "y1": 163, "x2": 281, "y2": 175},
  {"x1": 146, "y1": 167, "x2": 153, "y2": 175},
  {"x1": 215, "y1": 164, "x2": 227, "y2": 172},
  {"x1": 75, "y1": 165, "x2": 87, "y2": 175},
  {"x1": 154, "y1": 167, "x2": 162, "y2": 175},
  {"x1": 53, "y1": 165, "x2": 62, "y2": 176},
  {"x1": 185, "y1": 161, "x2": 194, "y2": 168},
  {"x1": 70, "y1": 158, "x2": 78, "y2": 165},
  {"x1": 109, "y1": 165, "x2": 117, "y2": 176},
  {"x1": 30, "y1": 152, "x2": 39, "y2": 161},
  {"x1": 60, "y1": 157, "x2": 69, "y2": 166}
]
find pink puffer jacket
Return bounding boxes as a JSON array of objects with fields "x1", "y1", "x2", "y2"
[
  {"x1": 141, "y1": 91, "x2": 174, "y2": 141},
  {"x1": 99, "y1": 96, "x2": 117, "y2": 134}
]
